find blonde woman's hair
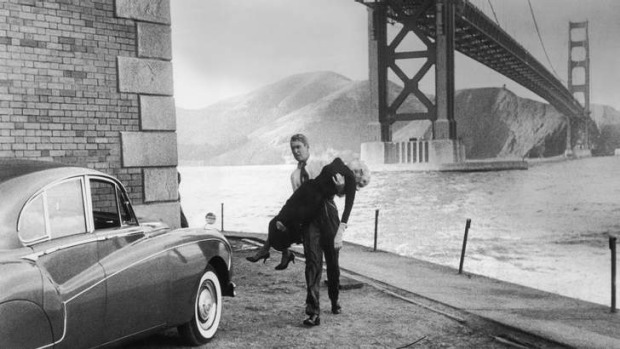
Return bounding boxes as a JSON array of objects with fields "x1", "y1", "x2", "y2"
[{"x1": 347, "y1": 159, "x2": 371, "y2": 188}]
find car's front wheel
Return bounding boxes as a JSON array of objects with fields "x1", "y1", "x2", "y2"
[{"x1": 179, "y1": 266, "x2": 222, "y2": 345}]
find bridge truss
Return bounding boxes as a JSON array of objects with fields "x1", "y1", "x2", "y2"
[{"x1": 359, "y1": 0, "x2": 587, "y2": 145}]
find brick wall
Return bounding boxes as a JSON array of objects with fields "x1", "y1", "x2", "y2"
[
  {"x1": 0, "y1": 0, "x2": 180, "y2": 227},
  {"x1": 0, "y1": 0, "x2": 141, "y2": 197}
]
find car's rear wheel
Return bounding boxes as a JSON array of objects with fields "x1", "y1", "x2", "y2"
[{"x1": 179, "y1": 266, "x2": 222, "y2": 345}]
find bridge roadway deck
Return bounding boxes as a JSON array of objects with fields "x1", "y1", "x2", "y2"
[{"x1": 227, "y1": 231, "x2": 620, "y2": 349}]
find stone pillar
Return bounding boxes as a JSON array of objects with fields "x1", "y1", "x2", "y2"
[{"x1": 116, "y1": 0, "x2": 180, "y2": 228}]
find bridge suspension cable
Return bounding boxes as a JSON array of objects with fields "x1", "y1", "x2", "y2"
[
  {"x1": 486, "y1": 0, "x2": 500, "y2": 26},
  {"x1": 526, "y1": 0, "x2": 564, "y2": 83},
  {"x1": 469, "y1": 0, "x2": 566, "y2": 84}
]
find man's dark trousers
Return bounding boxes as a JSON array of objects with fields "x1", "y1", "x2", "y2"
[{"x1": 303, "y1": 199, "x2": 340, "y2": 316}]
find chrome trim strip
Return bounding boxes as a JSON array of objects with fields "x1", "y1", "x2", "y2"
[
  {"x1": 22, "y1": 252, "x2": 43, "y2": 262},
  {"x1": 106, "y1": 230, "x2": 144, "y2": 239},
  {"x1": 22, "y1": 236, "x2": 101, "y2": 261},
  {"x1": 97, "y1": 323, "x2": 163, "y2": 348},
  {"x1": 84, "y1": 175, "x2": 94, "y2": 233},
  {"x1": 33, "y1": 236, "x2": 226, "y2": 348},
  {"x1": 35, "y1": 302, "x2": 67, "y2": 349},
  {"x1": 226, "y1": 240, "x2": 233, "y2": 271}
]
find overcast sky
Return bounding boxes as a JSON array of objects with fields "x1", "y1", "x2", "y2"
[{"x1": 170, "y1": 0, "x2": 620, "y2": 111}]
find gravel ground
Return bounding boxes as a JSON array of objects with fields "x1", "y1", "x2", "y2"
[{"x1": 125, "y1": 239, "x2": 515, "y2": 349}]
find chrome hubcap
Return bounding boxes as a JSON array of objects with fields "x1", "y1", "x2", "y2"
[{"x1": 197, "y1": 282, "x2": 216, "y2": 324}]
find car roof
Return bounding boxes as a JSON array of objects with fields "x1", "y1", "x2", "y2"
[{"x1": 0, "y1": 159, "x2": 71, "y2": 183}]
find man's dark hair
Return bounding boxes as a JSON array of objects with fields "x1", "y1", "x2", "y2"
[{"x1": 290, "y1": 133, "x2": 309, "y2": 147}]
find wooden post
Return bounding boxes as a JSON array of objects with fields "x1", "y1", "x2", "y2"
[
  {"x1": 458, "y1": 219, "x2": 472, "y2": 274},
  {"x1": 610, "y1": 236, "x2": 617, "y2": 313},
  {"x1": 373, "y1": 209, "x2": 379, "y2": 251},
  {"x1": 221, "y1": 203, "x2": 224, "y2": 232}
]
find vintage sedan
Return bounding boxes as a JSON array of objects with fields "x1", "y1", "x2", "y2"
[{"x1": 0, "y1": 159, "x2": 235, "y2": 348}]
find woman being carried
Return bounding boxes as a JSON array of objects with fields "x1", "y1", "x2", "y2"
[{"x1": 268, "y1": 157, "x2": 370, "y2": 252}]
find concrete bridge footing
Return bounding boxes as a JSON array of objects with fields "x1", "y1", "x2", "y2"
[{"x1": 361, "y1": 140, "x2": 465, "y2": 166}]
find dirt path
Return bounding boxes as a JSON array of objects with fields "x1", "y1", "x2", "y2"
[{"x1": 127, "y1": 239, "x2": 514, "y2": 348}]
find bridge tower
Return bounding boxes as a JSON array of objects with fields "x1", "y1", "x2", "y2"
[
  {"x1": 363, "y1": 0, "x2": 464, "y2": 166},
  {"x1": 567, "y1": 21, "x2": 591, "y2": 151}
]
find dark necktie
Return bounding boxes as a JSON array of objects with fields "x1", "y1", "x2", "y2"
[{"x1": 299, "y1": 162, "x2": 309, "y2": 184}]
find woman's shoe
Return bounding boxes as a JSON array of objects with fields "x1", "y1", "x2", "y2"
[
  {"x1": 275, "y1": 252, "x2": 295, "y2": 270},
  {"x1": 246, "y1": 251, "x2": 270, "y2": 263},
  {"x1": 303, "y1": 314, "x2": 320, "y2": 326}
]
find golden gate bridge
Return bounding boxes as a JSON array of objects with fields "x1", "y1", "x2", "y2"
[{"x1": 356, "y1": 0, "x2": 590, "y2": 164}]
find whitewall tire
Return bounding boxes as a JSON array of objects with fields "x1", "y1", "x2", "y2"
[{"x1": 179, "y1": 266, "x2": 222, "y2": 345}]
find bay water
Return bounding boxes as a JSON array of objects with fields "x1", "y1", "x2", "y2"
[{"x1": 179, "y1": 157, "x2": 620, "y2": 305}]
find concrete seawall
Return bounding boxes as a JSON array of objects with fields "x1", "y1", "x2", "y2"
[{"x1": 369, "y1": 159, "x2": 528, "y2": 172}]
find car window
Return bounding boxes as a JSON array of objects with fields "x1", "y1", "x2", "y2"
[
  {"x1": 116, "y1": 185, "x2": 138, "y2": 226},
  {"x1": 91, "y1": 179, "x2": 121, "y2": 229},
  {"x1": 19, "y1": 178, "x2": 87, "y2": 243},
  {"x1": 19, "y1": 194, "x2": 47, "y2": 243},
  {"x1": 90, "y1": 179, "x2": 137, "y2": 229},
  {"x1": 47, "y1": 179, "x2": 87, "y2": 239}
]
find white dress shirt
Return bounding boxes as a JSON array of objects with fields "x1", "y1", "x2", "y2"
[{"x1": 290, "y1": 158, "x2": 327, "y2": 191}]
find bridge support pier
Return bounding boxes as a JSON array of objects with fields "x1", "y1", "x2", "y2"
[
  {"x1": 564, "y1": 117, "x2": 574, "y2": 157},
  {"x1": 367, "y1": 3, "x2": 389, "y2": 142},
  {"x1": 434, "y1": 0, "x2": 457, "y2": 141},
  {"x1": 363, "y1": 0, "x2": 463, "y2": 166},
  {"x1": 361, "y1": 139, "x2": 465, "y2": 166}
]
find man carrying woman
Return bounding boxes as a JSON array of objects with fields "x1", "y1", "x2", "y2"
[
  {"x1": 247, "y1": 133, "x2": 370, "y2": 327},
  {"x1": 246, "y1": 133, "x2": 339, "y2": 269}
]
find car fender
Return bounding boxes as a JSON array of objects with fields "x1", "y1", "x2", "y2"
[
  {"x1": 165, "y1": 228, "x2": 233, "y2": 326},
  {"x1": 0, "y1": 300, "x2": 53, "y2": 349},
  {"x1": 0, "y1": 261, "x2": 43, "y2": 305},
  {"x1": 0, "y1": 258, "x2": 66, "y2": 347}
]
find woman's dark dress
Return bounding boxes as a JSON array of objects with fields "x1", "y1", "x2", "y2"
[{"x1": 269, "y1": 157, "x2": 356, "y2": 251}]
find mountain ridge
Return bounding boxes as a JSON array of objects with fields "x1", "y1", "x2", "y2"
[{"x1": 177, "y1": 71, "x2": 620, "y2": 165}]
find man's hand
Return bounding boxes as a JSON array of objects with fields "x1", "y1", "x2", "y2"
[
  {"x1": 334, "y1": 222, "x2": 346, "y2": 250},
  {"x1": 276, "y1": 221, "x2": 287, "y2": 232},
  {"x1": 333, "y1": 173, "x2": 345, "y2": 196}
]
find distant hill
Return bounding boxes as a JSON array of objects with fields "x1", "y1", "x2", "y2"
[
  {"x1": 590, "y1": 105, "x2": 620, "y2": 155},
  {"x1": 176, "y1": 71, "x2": 425, "y2": 165},
  {"x1": 177, "y1": 71, "x2": 620, "y2": 165}
]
